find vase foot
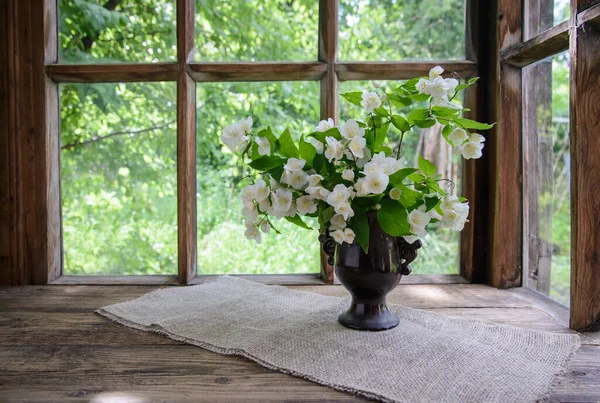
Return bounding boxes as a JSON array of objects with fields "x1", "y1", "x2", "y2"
[{"x1": 338, "y1": 303, "x2": 399, "y2": 331}]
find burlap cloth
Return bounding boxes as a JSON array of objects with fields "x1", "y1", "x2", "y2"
[{"x1": 97, "y1": 276, "x2": 580, "y2": 403}]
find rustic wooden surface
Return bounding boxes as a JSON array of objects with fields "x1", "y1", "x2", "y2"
[
  {"x1": 187, "y1": 62, "x2": 327, "y2": 82},
  {"x1": 46, "y1": 63, "x2": 179, "y2": 83},
  {"x1": 569, "y1": 5, "x2": 600, "y2": 331},
  {"x1": 334, "y1": 61, "x2": 477, "y2": 81},
  {"x1": 0, "y1": 283, "x2": 598, "y2": 402},
  {"x1": 501, "y1": 21, "x2": 569, "y2": 67}
]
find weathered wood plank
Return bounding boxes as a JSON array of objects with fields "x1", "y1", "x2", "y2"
[
  {"x1": 501, "y1": 21, "x2": 569, "y2": 67},
  {"x1": 187, "y1": 62, "x2": 327, "y2": 82},
  {"x1": 177, "y1": 0, "x2": 196, "y2": 284},
  {"x1": 335, "y1": 61, "x2": 478, "y2": 81},
  {"x1": 569, "y1": 16, "x2": 600, "y2": 331},
  {"x1": 50, "y1": 275, "x2": 181, "y2": 285},
  {"x1": 46, "y1": 63, "x2": 179, "y2": 83},
  {"x1": 577, "y1": 2, "x2": 600, "y2": 24}
]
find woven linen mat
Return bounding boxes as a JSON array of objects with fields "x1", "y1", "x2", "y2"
[{"x1": 97, "y1": 276, "x2": 580, "y2": 403}]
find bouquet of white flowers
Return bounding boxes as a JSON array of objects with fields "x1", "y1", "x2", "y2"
[{"x1": 220, "y1": 66, "x2": 493, "y2": 254}]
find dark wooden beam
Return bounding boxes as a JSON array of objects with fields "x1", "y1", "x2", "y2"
[
  {"x1": 176, "y1": 0, "x2": 196, "y2": 284},
  {"x1": 501, "y1": 21, "x2": 569, "y2": 67},
  {"x1": 569, "y1": 4, "x2": 600, "y2": 331},
  {"x1": 577, "y1": 2, "x2": 600, "y2": 24},
  {"x1": 335, "y1": 61, "x2": 478, "y2": 81},
  {"x1": 186, "y1": 62, "x2": 327, "y2": 82},
  {"x1": 46, "y1": 63, "x2": 179, "y2": 83},
  {"x1": 318, "y1": 0, "x2": 338, "y2": 285}
]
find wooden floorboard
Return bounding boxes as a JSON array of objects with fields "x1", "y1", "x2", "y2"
[{"x1": 0, "y1": 283, "x2": 598, "y2": 402}]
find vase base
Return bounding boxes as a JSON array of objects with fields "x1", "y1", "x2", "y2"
[{"x1": 338, "y1": 303, "x2": 399, "y2": 331}]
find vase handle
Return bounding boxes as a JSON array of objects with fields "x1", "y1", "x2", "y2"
[
  {"x1": 318, "y1": 231, "x2": 336, "y2": 266},
  {"x1": 397, "y1": 238, "x2": 422, "y2": 276}
]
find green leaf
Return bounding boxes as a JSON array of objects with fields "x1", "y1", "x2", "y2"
[
  {"x1": 318, "y1": 205, "x2": 335, "y2": 226},
  {"x1": 257, "y1": 127, "x2": 277, "y2": 144},
  {"x1": 313, "y1": 153, "x2": 325, "y2": 175},
  {"x1": 249, "y1": 156, "x2": 284, "y2": 171},
  {"x1": 285, "y1": 214, "x2": 312, "y2": 230},
  {"x1": 341, "y1": 91, "x2": 363, "y2": 107},
  {"x1": 387, "y1": 93, "x2": 412, "y2": 107},
  {"x1": 349, "y1": 207, "x2": 370, "y2": 253},
  {"x1": 424, "y1": 197, "x2": 441, "y2": 211},
  {"x1": 299, "y1": 135, "x2": 317, "y2": 166},
  {"x1": 269, "y1": 165, "x2": 284, "y2": 182},
  {"x1": 376, "y1": 146, "x2": 394, "y2": 156},
  {"x1": 401, "y1": 77, "x2": 421, "y2": 91},
  {"x1": 389, "y1": 168, "x2": 418, "y2": 185},
  {"x1": 432, "y1": 106, "x2": 461, "y2": 118},
  {"x1": 277, "y1": 129, "x2": 299, "y2": 158},
  {"x1": 442, "y1": 124, "x2": 453, "y2": 144},
  {"x1": 407, "y1": 109, "x2": 430, "y2": 124},
  {"x1": 397, "y1": 185, "x2": 422, "y2": 209},
  {"x1": 390, "y1": 115, "x2": 411, "y2": 132},
  {"x1": 374, "y1": 106, "x2": 389, "y2": 117},
  {"x1": 468, "y1": 77, "x2": 479, "y2": 84},
  {"x1": 408, "y1": 172, "x2": 425, "y2": 183},
  {"x1": 410, "y1": 93, "x2": 431, "y2": 102},
  {"x1": 414, "y1": 118, "x2": 436, "y2": 129},
  {"x1": 308, "y1": 127, "x2": 341, "y2": 141},
  {"x1": 374, "y1": 123, "x2": 389, "y2": 149},
  {"x1": 377, "y1": 199, "x2": 411, "y2": 237},
  {"x1": 418, "y1": 155, "x2": 436, "y2": 177},
  {"x1": 454, "y1": 118, "x2": 495, "y2": 130}
]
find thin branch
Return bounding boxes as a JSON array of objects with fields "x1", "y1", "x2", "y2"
[{"x1": 61, "y1": 120, "x2": 176, "y2": 150}]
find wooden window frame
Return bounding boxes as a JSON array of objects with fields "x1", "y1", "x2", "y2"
[
  {"x1": 3, "y1": 0, "x2": 512, "y2": 288},
  {"x1": 499, "y1": 0, "x2": 600, "y2": 331}
]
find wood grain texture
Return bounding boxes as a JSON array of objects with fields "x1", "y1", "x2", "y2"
[
  {"x1": 569, "y1": 19, "x2": 600, "y2": 331},
  {"x1": 335, "y1": 61, "x2": 478, "y2": 81},
  {"x1": 318, "y1": 0, "x2": 338, "y2": 285},
  {"x1": 0, "y1": 0, "x2": 61, "y2": 285},
  {"x1": 0, "y1": 284, "x2": 598, "y2": 402},
  {"x1": 46, "y1": 63, "x2": 179, "y2": 83},
  {"x1": 176, "y1": 0, "x2": 196, "y2": 284},
  {"x1": 577, "y1": 2, "x2": 600, "y2": 24},
  {"x1": 483, "y1": 0, "x2": 523, "y2": 289},
  {"x1": 187, "y1": 62, "x2": 327, "y2": 82},
  {"x1": 501, "y1": 21, "x2": 569, "y2": 67}
]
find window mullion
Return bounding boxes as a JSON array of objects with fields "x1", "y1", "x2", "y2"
[{"x1": 177, "y1": 0, "x2": 197, "y2": 284}]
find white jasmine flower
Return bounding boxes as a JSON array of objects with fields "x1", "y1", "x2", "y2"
[
  {"x1": 272, "y1": 189, "x2": 293, "y2": 213},
  {"x1": 408, "y1": 209, "x2": 430, "y2": 237},
  {"x1": 460, "y1": 141, "x2": 484, "y2": 159},
  {"x1": 284, "y1": 169, "x2": 308, "y2": 190},
  {"x1": 348, "y1": 136, "x2": 367, "y2": 158},
  {"x1": 339, "y1": 119, "x2": 365, "y2": 139},
  {"x1": 254, "y1": 178, "x2": 270, "y2": 202},
  {"x1": 242, "y1": 204, "x2": 259, "y2": 221},
  {"x1": 327, "y1": 184, "x2": 352, "y2": 208},
  {"x1": 221, "y1": 122, "x2": 249, "y2": 153},
  {"x1": 440, "y1": 196, "x2": 470, "y2": 231},
  {"x1": 285, "y1": 202, "x2": 298, "y2": 218},
  {"x1": 356, "y1": 148, "x2": 372, "y2": 168},
  {"x1": 325, "y1": 136, "x2": 344, "y2": 162},
  {"x1": 331, "y1": 229, "x2": 346, "y2": 244},
  {"x1": 429, "y1": 76, "x2": 450, "y2": 103},
  {"x1": 373, "y1": 81, "x2": 381, "y2": 88},
  {"x1": 435, "y1": 99, "x2": 463, "y2": 110},
  {"x1": 330, "y1": 214, "x2": 347, "y2": 229},
  {"x1": 354, "y1": 178, "x2": 368, "y2": 197},
  {"x1": 258, "y1": 197, "x2": 270, "y2": 213},
  {"x1": 445, "y1": 78, "x2": 459, "y2": 94},
  {"x1": 307, "y1": 174, "x2": 323, "y2": 187},
  {"x1": 380, "y1": 93, "x2": 388, "y2": 101},
  {"x1": 343, "y1": 228, "x2": 356, "y2": 244},
  {"x1": 259, "y1": 220, "x2": 271, "y2": 234},
  {"x1": 389, "y1": 187, "x2": 402, "y2": 201},
  {"x1": 469, "y1": 133, "x2": 485, "y2": 144},
  {"x1": 362, "y1": 172, "x2": 389, "y2": 194},
  {"x1": 429, "y1": 66, "x2": 444, "y2": 80},
  {"x1": 308, "y1": 137, "x2": 324, "y2": 154},
  {"x1": 416, "y1": 78, "x2": 431, "y2": 94},
  {"x1": 448, "y1": 128, "x2": 469, "y2": 147},
  {"x1": 270, "y1": 177, "x2": 282, "y2": 190},
  {"x1": 239, "y1": 116, "x2": 253, "y2": 133},
  {"x1": 342, "y1": 169, "x2": 354, "y2": 181},
  {"x1": 242, "y1": 184, "x2": 257, "y2": 200},
  {"x1": 361, "y1": 90, "x2": 382, "y2": 113},
  {"x1": 255, "y1": 137, "x2": 271, "y2": 156},
  {"x1": 244, "y1": 226, "x2": 262, "y2": 243},
  {"x1": 335, "y1": 202, "x2": 355, "y2": 220},
  {"x1": 296, "y1": 195, "x2": 317, "y2": 215},
  {"x1": 315, "y1": 118, "x2": 335, "y2": 132},
  {"x1": 284, "y1": 158, "x2": 306, "y2": 172}
]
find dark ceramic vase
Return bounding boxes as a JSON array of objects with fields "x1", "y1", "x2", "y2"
[{"x1": 319, "y1": 212, "x2": 422, "y2": 331}]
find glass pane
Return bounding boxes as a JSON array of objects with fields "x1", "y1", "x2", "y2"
[
  {"x1": 339, "y1": 0, "x2": 465, "y2": 61},
  {"x1": 59, "y1": 0, "x2": 177, "y2": 63},
  {"x1": 525, "y1": 0, "x2": 570, "y2": 40},
  {"x1": 195, "y1": 0, "x2": 318, "y2": 61},
  {"x1": 196, "y1": 81, "x2": 321, "y2": 274},
  {"x1": 339, "y1": 80, "x2": 464, "y2": 274},
  {"x1": 523, "y1": 52, "x2": 570, "y2": 306},
  {"x1": 60, "y1": 83, "x2": 177, "y2": 275}
]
